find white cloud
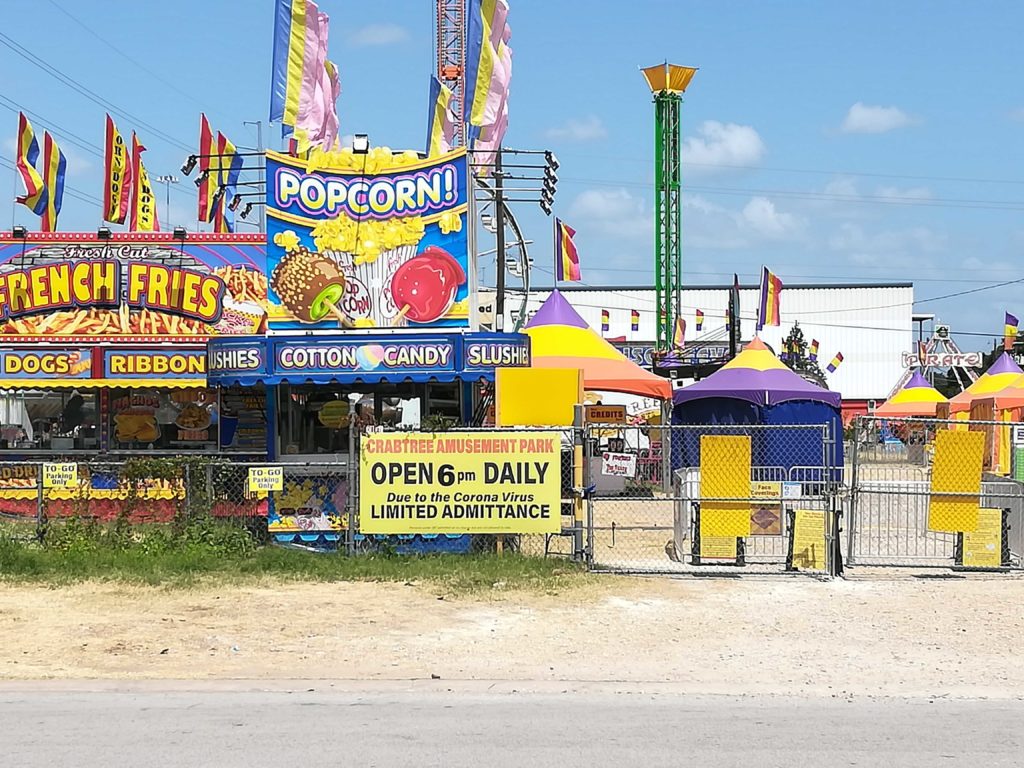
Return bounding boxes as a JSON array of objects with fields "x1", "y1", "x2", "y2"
[
  {"x1": 681, "y1": 121, "x2": 766, "y2": 171},
  {"x1": 823, "y1": 177, "x2": 859, "y2": 198},
  {"x1": 840, "y1": 102, "x2": 916, "y2": 134},
  {"x1": 679, "y1": 194, "x2": 803, "y2": 249},
  {"x1": 739, "y1": 196, "x2": 802, "y2": 239},
  {"x1": 348, "y1": 23, "x2": 409, "y2": 46},
  {"x1": 874, "y1": 184, "x2": 932, "y2": 201},
  {"x1": 545, "y1": 115, "x2": 607, "y2": 142},
  {"x1": 567, "y1": 187, "x2": 650, "y2": 238},
  {"x1": 828, "y1": 222, "x2": 945, "y2": 266}
]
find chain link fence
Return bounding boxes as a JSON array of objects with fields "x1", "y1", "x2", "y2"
[
  {"x1": 586, "y1": 423, "x2": 840, "y2": 575},
  {"x1": 847, "y1": 416, "x2": 1024, "y2": 570}
]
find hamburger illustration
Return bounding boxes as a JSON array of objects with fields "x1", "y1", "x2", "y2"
[{"x1": 269, "y1": 245, "x2": 348, "y2": 324}]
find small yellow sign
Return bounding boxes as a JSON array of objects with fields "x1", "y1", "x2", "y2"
[
  {"x1": 962, "y1": 507, "x2": 1002, "y2": 568},
  {"x1": 585, "y1": 405, "x2": 627, "y2": 424},
  {"x1": 42, "y1": 462, "x2": 78, "y2": 489},
  {"x1": 700, "y1": 535, "x2": 738, "y2": 560},
  {"x1": 318, "y1": 400, "x2": 350, "y2": 428},
  {"x1": 791, "y1": 508, "x2": 827, "y2": 571},
  {"x1": 750, "y1": 480, "x2": 782, "y2": 536},
  {"x1": 247, "y1": 466, "x2": 284, "y2": 493}
]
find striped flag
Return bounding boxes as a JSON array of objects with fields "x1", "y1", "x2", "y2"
[
  {"x1": 554, "y1": 218, "x2": 581, "y2": 282},
  {"x1": 673, "y1": 317, "x2": 686, "y2": 348},
  {"x1": 197, "y1": 113, "x2": 218, "y2": 223},
  {"x1": 918, "y1": 340, "x2": 928, "y2": 366},
  {"x1": 464, "y1": 0, "x2": 507, "y2": 128},
  {"x1": 757, "y1": 266, "x2": 782, "y2": 330},
  {"x1": 809, "y1": 339, "x2": 819, "y2": 361},
  {"x1": 270, "y1": 0, "x2": 339, "y2": 150},
  {"x1": 425, "y1": 76, "x2": 457, "y2": 157},
  {"x1": 1005, "y1": 312, "x2": 1019, "y2": 351},
  {"x1": 212, "y1": 132, "x2": 243, "y2": 234},
  {"x1": 40, "y1": 133, "x2": 66, "y2": 232},
  {"x1": 103, "y1": 115, "x2": 131, "y2": 224},
  {"x1": 601, "y1": 309, "x2": 609, "y2": 333},
  {"x1": 14, "y1": 112, "x2": 47, "y2": 216},
  {"x1": 695, "y1": 309, "x2": 704, "y2": 331},
  {"x1": 129, "y1": 132, "x2": 159, "y2": 232},
  {"x1": 631, "y1": 309, "x2": 640, "y2": 332},
  {"x1": 826, "y1": 352, "x2": 844, "y2": 373}
]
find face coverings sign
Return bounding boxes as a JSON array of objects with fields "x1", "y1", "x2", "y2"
[{"x1": 265, "y1": 147, "x2": 470, "y2": 331}]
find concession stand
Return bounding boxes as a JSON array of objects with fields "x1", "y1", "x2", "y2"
[
  {"x1": 202, "y1": 145, "x2": 532, "y2": 547},
  {"x1": 0, "y1": 231, "x2": 270, "y2": 517}
]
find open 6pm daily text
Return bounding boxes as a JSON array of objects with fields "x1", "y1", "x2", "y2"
[{"x1": 358, "y1": 432, "x2": 563, "y2": 535}]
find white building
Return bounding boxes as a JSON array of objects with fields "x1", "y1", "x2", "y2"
[{"x1": 493, "y1": 282, "x2": 914, "y2": 419}]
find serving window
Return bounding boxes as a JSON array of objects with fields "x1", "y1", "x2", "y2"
[
  {"x1": 275, "y1": 382, "x2": 464, "y2": 459},
  {"x1": 0, "y1": 388, "x2": 99, "y2": 450}
]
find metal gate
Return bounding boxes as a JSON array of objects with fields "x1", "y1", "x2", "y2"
[
  {"x1": 586, "y1": 422, "x2": 840, "y2": 575},
  {"x1": 846, "y1": 416, "x2": 1024, "y2": 570}
]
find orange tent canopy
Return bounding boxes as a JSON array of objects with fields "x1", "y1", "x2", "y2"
[
  {"x1": 874, "y1": 371, "x2": 947, "y2": 418},
  {"x1": 948, "y1": 352, "x2": 1022, "y2": 413},
  {"x1": 525, "y1": 291, "x2": 672, "y2": 400}
]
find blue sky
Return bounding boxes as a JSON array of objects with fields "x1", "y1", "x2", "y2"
[{"x1": 1, "y1": 0, "x2": 1022, "y2": 349}]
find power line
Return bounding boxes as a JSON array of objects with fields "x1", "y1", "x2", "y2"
[
  {"x1": 44, "y1": 0, "x2": 210, "y2": 112},
  {"x1": 582, "y1": 262, "x2": 1024, "y2": 285},
  {"x1": 0, "y1": 30, "x2": 191, "y2": 152},
  {"x1": 0, "y1": 157, "x2": 100, "y2": 208},
  {"x1": 0, "y1": 93, "x2": 103, "y2": 159},
  {"x1": 555, "y1": 150, "x2": 1024, "y2": 187},
  {"x1": 559, "y1": 175, "x2": 1024, "y2": 212},
  {"x1": 519, "y1": 264, "x2": 1012, "y2": 338}
]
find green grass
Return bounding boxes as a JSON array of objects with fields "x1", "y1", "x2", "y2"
[{"x1": 0, "y1": 525, "x2": 588, "y2": 593}]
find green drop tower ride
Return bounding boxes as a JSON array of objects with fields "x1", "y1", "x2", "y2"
[{"x1": 641, "y1": 62, "x2": 697, "y2": 351}]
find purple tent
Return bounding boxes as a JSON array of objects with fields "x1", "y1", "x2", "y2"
[{"x1": 673, "y1": 338, "x2": 841, "y2": 407}]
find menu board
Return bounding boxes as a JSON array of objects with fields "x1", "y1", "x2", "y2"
[{"x1": 108, "y1": 388, "x2": 218, "y2": 450}]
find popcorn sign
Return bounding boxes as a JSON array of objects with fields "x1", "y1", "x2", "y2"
[{"x1": 265, "y1": 147, "x2": 470, "y2": 331}]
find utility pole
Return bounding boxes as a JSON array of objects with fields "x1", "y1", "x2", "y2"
[
  {"x1": 494, "y1": 148, "x2": 505, "y2": 332},
  {"x1": 243, "y1": 120, "x2": 266, "y2": 232},
  {"x1": 154, "y1": 175, "x2": 179, "y2": 228}
]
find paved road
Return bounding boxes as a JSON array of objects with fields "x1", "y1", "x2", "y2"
[{"x1": 1, "y1": 684, "x2": 1021, "y2": 767}]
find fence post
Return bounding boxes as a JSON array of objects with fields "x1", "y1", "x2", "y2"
[
  {"x1": 583, "y1": 423, "x2": 594, "y2": 567},
  {"x1": 346, "y1": 418, "x2": 357, "y2": 556},
  {"x1": 573, "y1": 405, "x2": 585, "y2": 561},
  {"x1": 660, "y1": 402, "x2": 672, "y2": 494},
  {"x1": 35, "y1": 462, "x2": 44, "y2": 542},
  {"x1": 847, "y1": 417, "x2": 860, "y2": 567}
]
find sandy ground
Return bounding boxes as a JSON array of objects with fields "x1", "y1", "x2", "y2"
[{"x1": 1, "y1": 575, "x2": 1023, "y2": 698}]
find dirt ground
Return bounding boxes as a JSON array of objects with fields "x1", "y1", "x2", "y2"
[{"x1": 1, "y1": 575, "x2": 1023, "y2": 698}]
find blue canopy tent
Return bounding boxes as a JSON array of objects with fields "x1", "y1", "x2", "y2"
[{"x1": 671, "y1": 339, "x2": 844, "y2": 480}]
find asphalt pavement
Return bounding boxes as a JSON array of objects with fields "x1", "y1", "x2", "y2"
[{"x1": 1, "y1": 683, "x2": 1020, "y2": 767}]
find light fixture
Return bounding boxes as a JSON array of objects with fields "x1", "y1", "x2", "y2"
[
  {"x1": 193, "y1": 170, "x2": 209, "y2": 188},
  {"x1": 228, "y1": 194, "x2": 242, "y2": 212},
  {"x1": 210, "y1": 187, "x2": 225, "y2": 210},
  {"x1": 172, "y1": 226, "x2": 187, "y2": 240},
  {"x1": 352, "y1": 134, "x2": 370, "y2": 154},
  {"x1": 97, "y1": 227, "x2": 112, "y2": 240},
  {"x1": 180, "y1": 155, "x2": 198, "y2": 176},
  {"x1": 11, "y1": 225, "x2": 27, "y2": 239},
  {"x1": 241, "y1": 202, "x2": 254, "y2": 220}
]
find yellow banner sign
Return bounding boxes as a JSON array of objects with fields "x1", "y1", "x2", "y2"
[
  {"x1": 247, "y1": 466, "x2": 283, "y2": 493},
  {"x1": 42, "y1": 462, "x2": 78, "y2": 489},
  {"x1": 359, "y1": 431, "x2": 562, "y2": 534},
  {"x1": 962, "y1": 507, "x2": 1002, "y2": 568},
  {"x1": 791, "y1": 508, "x2": 826, "y2": 571}
]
